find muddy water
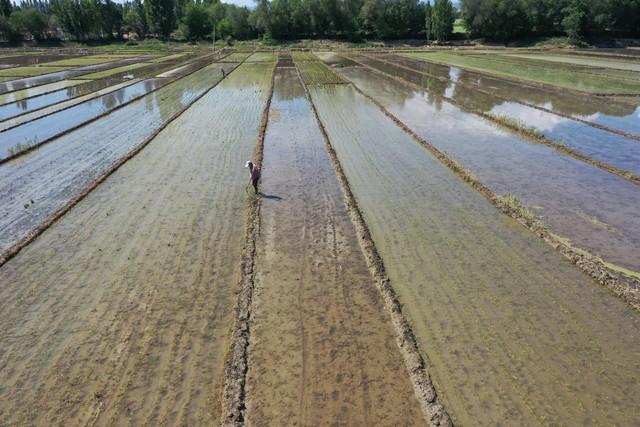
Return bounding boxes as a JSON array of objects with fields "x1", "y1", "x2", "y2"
[
  {"x1": 382, "y1": 54, "x2": 640, "y2": 136},
  {"x1": 339, "y1": 67, "x2": 640, "y2": 274},
  {"x1": 0, "y1": 61, "x2": 274, "y2": 426},
  {"x1": 0, "y1": 61, "x2": 238, "y2": 253},
  {"x1": 308, "y1": 83, "x2": 640, "y2": 426},
  {"x1": 244, "y1": 67, "x2": 423, "y2": 425}
]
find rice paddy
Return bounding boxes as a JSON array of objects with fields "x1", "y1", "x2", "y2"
[{"x1": 0, "y1": 47, "x2": 638, "y2": 426}]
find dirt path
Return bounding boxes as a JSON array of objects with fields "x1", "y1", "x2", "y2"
[
  {"x1": 307, "y1": 83, "x2": 640, "y2": 426},
  {"x1": 0, "y1": 61, "x2": 274, "y2": 426},
  {"x1": 243, "y1": 67, "x2": 424, "y2": 426}
]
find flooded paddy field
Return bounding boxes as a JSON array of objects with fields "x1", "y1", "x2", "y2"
[
  {"x1": 376, "y1": 53, "x2": 640, "y2": 138},
  {"x1": 334, "y1": 64, "x2": 640, "y2": 273},
  {"x1": 307, "y1": 82, "x2": 640, "y2": 426},
  {"x1": 0, "y1": 59, "x2": 274, "y2": 426},
  {"x1": 245, "y1": 66, "x2": 423, "y2": 425},
  {"x1": 0, "y1": 59, "x2": 238, "y2": 252},
  {"x1": 0, "y1": 47, "x2": 638, "y2": 426},
  {"x1": 352, "y1": 54, "x2": 640, "y2": 175},
  {"x1": 402, "y1": 51, "x2": 640, "y2": 94}
]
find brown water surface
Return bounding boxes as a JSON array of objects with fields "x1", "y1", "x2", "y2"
[{"x1": 245, "y1": 66, "x2": 423, "y2": 426}]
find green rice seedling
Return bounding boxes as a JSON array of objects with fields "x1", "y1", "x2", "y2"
[
  {"x1": 291, "y1": 51, "x2": 317, "y2": 61},
  {"x1": 7, "y1": 137, "x2": 38, "y2": 157},
  {"x1": 0, "y1": 66, "x2": 68, "y2": 77},
  {"x1": 402, "y1": 51, "x2": 640, "y2": 94},
  {"x1": 296, "y1": 61, "x2": 347, "y2": 85},
  {"x1": 495, "y1": 194, "x2": 535, "y2": 222},
  {"x1": 486, "y1": 113, "x2": 545, "y2": 139}
]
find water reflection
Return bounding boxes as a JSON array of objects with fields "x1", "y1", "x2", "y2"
[{"x1": 339, "y1": 66, "x2": 640, "y2": 272}]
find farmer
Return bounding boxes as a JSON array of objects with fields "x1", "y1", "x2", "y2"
[{"x1": 245, "y1": 160, "x2": 261, "y2": 194}]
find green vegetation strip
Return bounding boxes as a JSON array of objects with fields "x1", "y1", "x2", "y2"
[
  {"x1": 77, "y1": 62, "x2": 150, "y2": 80},
  {"x1": 146, "y1": 53, "x2": 188, "y2": 63},
  {"x1": 246, "y1": 51, "x2": 278, "y2": 62},
  {"x1": 34, "y1": 55, "x2": 124, "y2": 67},
  {"x1": 0, "y1": 66, "x2": 69, "y2": 77},
  {"x1": 296, "y1": 60, "x2": 347, "y2": 85},
  {"x1": 219, "y1": 52, "x2": 252, "y2": 62},
  {"x1": 506, "y1": 53, "x2": 640, "y2": 72},
  {"x1": 291, "y1": 51, "x2": 317, "y2": 61},
  {"x1": 341, "y1": 65, "x2": 640, "y2": 310},
  {"x1": 402, "y1": 51, "x2": 640, "y2": 95}
]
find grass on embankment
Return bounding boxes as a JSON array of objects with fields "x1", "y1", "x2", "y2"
[
  {"x1": 402, "y1": 51, "x2": 640, "y2": 94},
  {"x1": 296, "y1": 61, "x2": 347, "y2": 85},
  {"x1": 0, "y1": 66, "x2": 69, "y2": 77}
]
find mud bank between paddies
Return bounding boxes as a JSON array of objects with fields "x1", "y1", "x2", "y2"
[
  {"x1": 307, "y1": 83, "x2": 640, "y2": 426},
  {"x1": 0, "y1": 61, "x2": 274, "y2": 426},
  {"x1": 243, "y1": 66, "x2": 425, "y2": 426}
]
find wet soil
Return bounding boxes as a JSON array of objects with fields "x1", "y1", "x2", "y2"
[
  {"x1": 308, "y1": 83, "x2": 640, "y2": 426},
  {"x1": 244, "y1": 67, "x2": 424, "y2": 426},
  {"x1": 0, "y1": 61, "x2": 274, "y2": 426}
]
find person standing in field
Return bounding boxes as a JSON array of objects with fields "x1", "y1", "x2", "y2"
[{"x1": 245, "y1": 160, "x2": 261, "y2": 194}]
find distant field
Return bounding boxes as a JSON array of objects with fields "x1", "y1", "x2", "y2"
[
  {"x1": 0, "y1": 66, "x2": 68, "y2": 77},
  {"x1": 507, "y1": 53, "x2": 640, "y2": 72},
  {"x1": 403, "y1": 51, "x2": 640, "y2": 93}
]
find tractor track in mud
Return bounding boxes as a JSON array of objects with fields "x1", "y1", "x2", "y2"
[
  {"x1": 0, "y1": 52, "x2": 215, "y2": 129},
  {"x1": 339, "y1": 73, "x2": 640, "y2": 311},
  {"x1": 345, "y1": 55, "x2": 640, "y2": 186},
  {"x1": 0, "y1": 52, "x2": 230, "y2": 165},
  {"x1": 296, "y1": 64, "x2": 453, "y2": 427},
  {"x1": 0, "y1": 55, "x2": 245, "y2": 269},
  {"x1": 378, "y1": 53, "x2": 640, "y2": 142},
  {"x1": 219, "y1": 60, "x2": 276, "y2": 427}
]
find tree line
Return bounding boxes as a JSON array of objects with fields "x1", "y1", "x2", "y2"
[{"x1": 0, "y1": 0, "x2": 638, "y2": 43}]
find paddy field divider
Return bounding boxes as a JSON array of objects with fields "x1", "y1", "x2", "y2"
[
  {"x1": 0, "y1": 51, "x2": 230, "y2": 165},
  {"x1": 295, "y1": 61, "x2": 454, "y2": 427},
  {"x1": 219, "y1": 59, "x2": 277, "y2": 427},
  {"x1": 0, "y1": 54, "x2": 246, "y2": 269},
  {"x1": 337, "y1": 65, "x2": 640, "y2": 311},
  {"x1": 346, "y1": 54, "x2": 640, "y2": 185}
]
